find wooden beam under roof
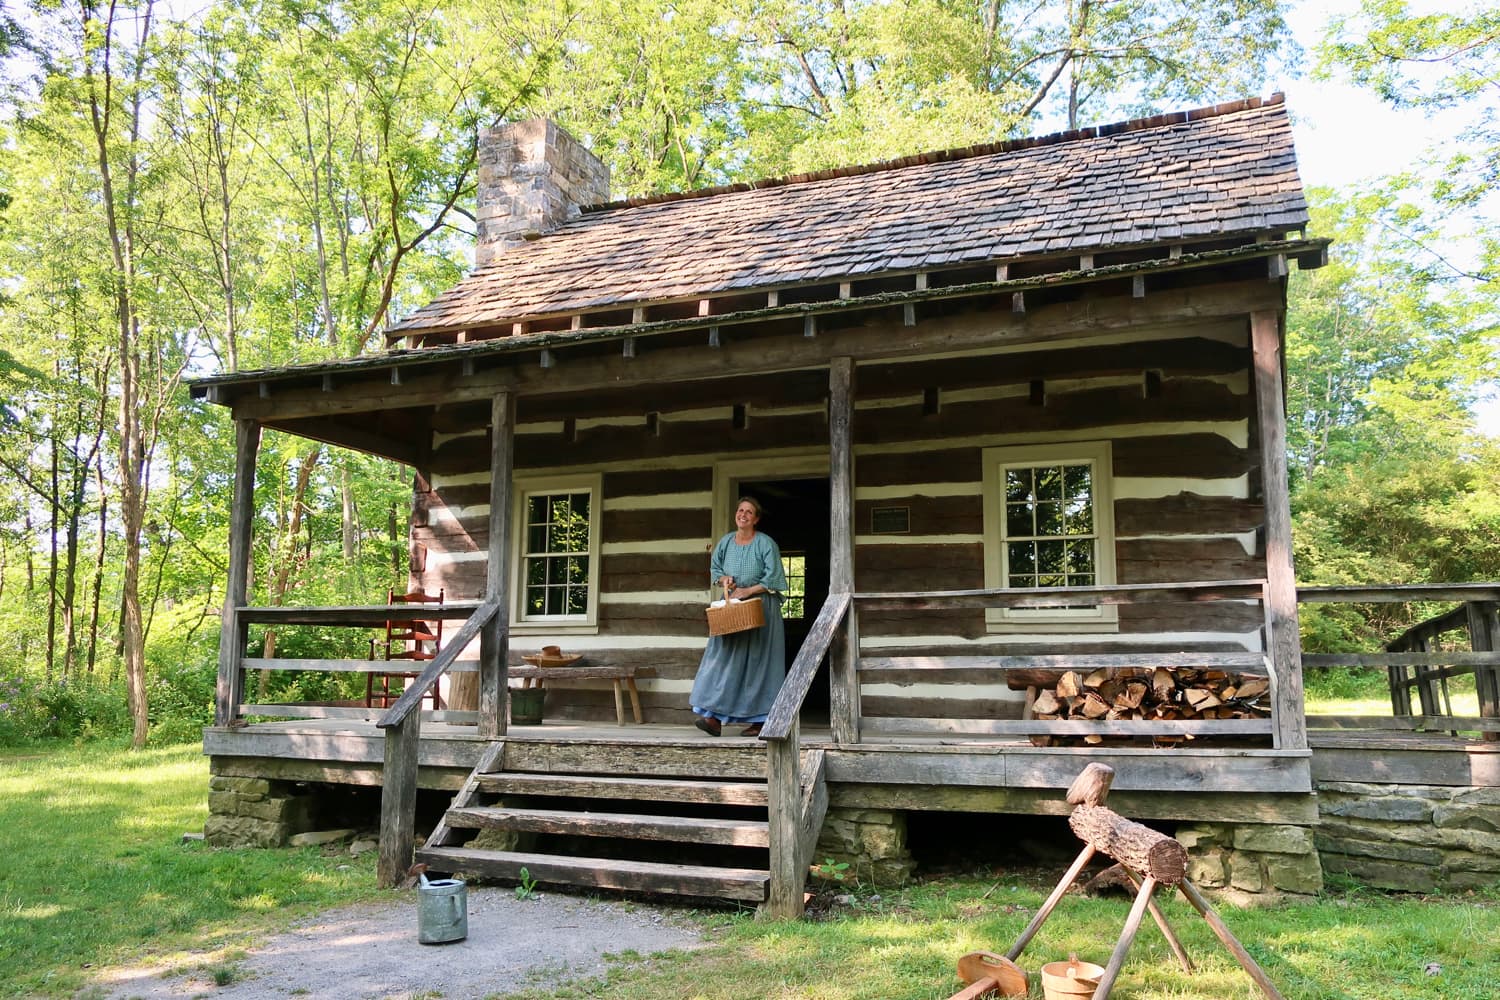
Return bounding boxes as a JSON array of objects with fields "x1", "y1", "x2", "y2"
[{"x1": 221, "y1": 276, "x2": 1285, "y2": 425}]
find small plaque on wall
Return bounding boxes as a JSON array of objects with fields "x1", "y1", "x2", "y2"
[{"x1": 871, "y1": 505, "x2": 911, "y2": 534}]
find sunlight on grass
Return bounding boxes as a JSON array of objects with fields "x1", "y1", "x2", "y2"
[
  {"x1": 0, "y1": 740, "x2": 383, "y2": 999},
  {"x1": 499, "y1": 877, "x2": 1500, "y2": 1000}
]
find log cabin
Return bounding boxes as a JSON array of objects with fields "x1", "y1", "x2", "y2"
[{"x1": 191, "y1": 95, "x2": 1500, "y2": 913}]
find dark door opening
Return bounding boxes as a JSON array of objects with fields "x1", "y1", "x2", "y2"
[{"x1": 736, "y1": 476, "x2": 831, "y2": 718}]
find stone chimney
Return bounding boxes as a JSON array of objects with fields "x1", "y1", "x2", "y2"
[{"x1": 475, "y1": 119, "x2": 610, "y2": 267}]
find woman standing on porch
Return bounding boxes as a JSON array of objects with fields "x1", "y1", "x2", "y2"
[{"x1": 691, "y1": 497, "x2": 788, "y2": 737}]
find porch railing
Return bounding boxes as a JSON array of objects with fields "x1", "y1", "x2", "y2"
[
  {"x1": 218, "y1": 602, "x2": 486, "y2": 724},
  {"x1": 849, "y1": 579, "x2": 1287, "y2": 745},
  {"x1": 1298, "y1": 585, "x2": 1500, "y2": 739},
  {"x1": 374, "y1": 601, "x2": 501, "y2": 887}
]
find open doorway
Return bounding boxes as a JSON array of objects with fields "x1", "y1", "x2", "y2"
[{"x1": 734, "y1": 475, "x2": 831, "y2": 717}]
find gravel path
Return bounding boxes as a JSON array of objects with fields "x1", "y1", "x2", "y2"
[{"x1": 89, "y1": 887, "x2": 707, "y2": 1000}]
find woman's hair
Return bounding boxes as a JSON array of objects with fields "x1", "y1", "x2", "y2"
[{"x1": 735, "y1": 495, "x2": 764, "y2": 518}]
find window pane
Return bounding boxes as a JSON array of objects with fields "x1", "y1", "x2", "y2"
[
  {"x1": 526, "y1": 559, "x2": 545, "y2": 586},
  {"x1": 546, "y1": 557, "x2": 567, "y2": 584},
  {"x1": 1006, "y1": 502, "x2": 1033, "y2": 537},
  {"x1": 1035, "y1": 466, "x2": 1064, "y2": 500},
  {"x1": 1066, "y1": 500, "x2": 1093, "y2": 535},
  {"x1": 1005, "y1": 469, "x2": 1031, "y2": 502},
  {"x1": 1066, "y1": 541, "x2": 1096, "y2": 576},
  {"x1": 527, "y1": 525, "x2": 547, "y2": 553},
  {"x1": 566, "y1": 586, "x2": 588, "y2": 615},
  {"x1": 1037, "y1": 540, "x2": 1065, "y2": 574},
  {"x1": 1064, "y1": 464, "x2": 1092, "y2": 502},
  {"x1": 1038, "y1": 574, "x2": 1066, "y2": 588},
  {"x1": 526, "y1": 586, "x2": 545, "y2": 614},
  {"x1": 1008, "y1": 541, "x2": 1035, "y2": 575},
  {"x1": 545, "y1": 586, "x2": 565, "y2": 615},
  {"x1": 1035, "y1": 501, "x2": 1064, "y2": 536}
]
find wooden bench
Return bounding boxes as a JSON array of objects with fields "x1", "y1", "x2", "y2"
[{"x1": 509, "y1": 664, "x2": 643, "y2": 726}]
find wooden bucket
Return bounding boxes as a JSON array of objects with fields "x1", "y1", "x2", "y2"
[{"x1": 1039, "y1": 956, "x2": 1104, "y2": 999}]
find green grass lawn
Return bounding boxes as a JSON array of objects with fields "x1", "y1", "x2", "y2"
[
  {"x1": 0, "y1": 740, "x2": 382, "y2": 998},
  {"x1": 543, "y1": 877, "x2": 1500, "y2": 1000},
  {"x1": 2, "y1": 740, "x2": 1497, "y2": 1000}
]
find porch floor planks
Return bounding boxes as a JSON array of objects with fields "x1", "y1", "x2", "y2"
[
  {"x1": 204, "y1": 718, "x2": 1495, "y2": 795},
  {"x1": 417, "y1": 845, "x2": 769, "y2": 901}
]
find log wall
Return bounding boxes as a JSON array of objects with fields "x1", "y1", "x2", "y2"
[{"x1": 410, "y1": 321, "x2": 1267, "y2": 723}]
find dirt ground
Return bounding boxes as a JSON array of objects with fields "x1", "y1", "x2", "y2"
[{"x1": 88, "y1": 885, "x2": 709, "y2": 1000}]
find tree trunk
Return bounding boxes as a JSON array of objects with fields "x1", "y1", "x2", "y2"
[
  {"x1": 83, "y1": 0, "x2": 157, "y2": 747},
  {"x1": 47, "y1": 424, "x2": 59, "y2": 680},
  {"x1": 87, "y1": 475, "x2": 108, "y2": 675}
]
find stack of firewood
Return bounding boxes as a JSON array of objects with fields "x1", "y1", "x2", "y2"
[{"x1": 1015, "y1": 667, "x2": 1270, "y2": 746}]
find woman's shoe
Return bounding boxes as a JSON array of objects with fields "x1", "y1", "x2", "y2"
[
  {"x1": 694, "y1": 716, "x2": 721, "y2": 736},
  {"x1": 738, "y1": 723, "x2": 763, "y2": 738}
]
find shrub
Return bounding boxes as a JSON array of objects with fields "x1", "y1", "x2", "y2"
[{"x1": 0, "y1": 673, "x2": 131, "y2": 745}]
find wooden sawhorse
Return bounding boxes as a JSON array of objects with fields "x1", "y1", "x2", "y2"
[{"x1": 1006, "y1": 763, "x2": 1286, "y2": 1000}]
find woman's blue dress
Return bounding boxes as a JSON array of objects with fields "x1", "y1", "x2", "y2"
[{"x1": 690, "y1": 531, "x2": 788, "y2": 724}]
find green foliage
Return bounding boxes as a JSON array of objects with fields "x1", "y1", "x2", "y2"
[
  {"x1": 809, "y1": 857, "x2": 851, "y2": 883},
  {"x1": 0, "y1": 673, "x2": 131, "y2": 745},
  {"x1": 514, "y1": 866, "x2": 539, "y2": 900},
  {"x1": 1318, "y1": 1, "x2": 1500, "y2": 218},
  {"x1": 1288, "y1": 181, "x2": 1500, "y2": 653}
]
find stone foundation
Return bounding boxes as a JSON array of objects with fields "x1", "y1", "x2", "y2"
[
  {"x1": 1314, "y1": 782, "x2": 1500, "y2": 892},
  {"x1": 204, "y1": 775, "x2": 317, "y2": 848},
  {"x1": 1175, "y1": 822, "x2": 1324, "y2": 896},
  {"x1": 815, "y1": 807, "x2": 917, "y2": 885}
]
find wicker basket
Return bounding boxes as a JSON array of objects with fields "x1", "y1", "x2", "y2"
[{"x1": 705, "y1": 587, "x2": 766, "y2": 637}]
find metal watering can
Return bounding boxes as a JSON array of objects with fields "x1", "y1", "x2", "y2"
[{"x1": 417, "y1": 873, "x2": 468, "y2": 944}]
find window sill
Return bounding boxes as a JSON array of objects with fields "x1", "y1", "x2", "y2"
[{"x1": 511, "y1": 622, "x2": 600, "y2": 636}]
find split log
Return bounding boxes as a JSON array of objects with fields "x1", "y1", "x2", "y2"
[{"x1": 1020, "y1": 663, "x2": 1270, "y2": 746}]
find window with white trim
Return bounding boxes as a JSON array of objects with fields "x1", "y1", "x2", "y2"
[
  {"x1": 512, "y1": 475, "x2": 601, "y2": 631},
  {"x1": 981, "y1": 442, "x2": 1117, "y2": 630}
]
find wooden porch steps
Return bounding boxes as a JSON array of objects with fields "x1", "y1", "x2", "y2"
[
  {"x1": 443, "y1": 805, "x2": 770, "y2": 847},
  {"x1": 420, "y1": 845, "x2": 770, "y2": 901},
  {"x1": 417, "y1": 738, "x2": 775, "y2": 904},
  {"x1": 477, "y1": 772, "x2": 770, "y2": 806}
]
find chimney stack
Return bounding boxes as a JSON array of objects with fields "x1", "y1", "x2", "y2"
[{"x1": 475, "y1": 119, "x2": 610, "y2": 268}]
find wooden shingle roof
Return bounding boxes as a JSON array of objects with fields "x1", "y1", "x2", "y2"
[{"x1": 389, "y1": 96, "x2": 1306, "y2": 341}]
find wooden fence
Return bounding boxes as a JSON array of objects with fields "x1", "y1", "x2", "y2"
[{"x1": 1298, "y1": 585, "x2": 1500, "y2": 739}]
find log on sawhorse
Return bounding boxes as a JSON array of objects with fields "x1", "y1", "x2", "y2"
[{"x1": 1004, "y1": 763, "x2": 1287, "y2": 1000}]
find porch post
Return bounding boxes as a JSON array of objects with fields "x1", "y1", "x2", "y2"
[
  {"x1": 378, "y1": 708, "x2": 421, "y2": 886},
  {"x1": 1467, "y1": 601, "x2": 1499, "y2": 741},
  {"x1": 1250, "y1": 311, "x2": 1307, "y2": 750},
  {"x1": 765, "y1": 716, "x2": 802, "y2": 918},
  {"x1": 828, "y1": 356, "x2": 861, "y2": 744},
  {"x1": 480, "y1": 391, "x2": 515, "y2": 739},
  {"x1": 215, "y1": 418, "x2": 260, "y2": 726}
]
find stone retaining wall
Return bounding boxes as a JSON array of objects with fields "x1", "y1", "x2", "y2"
[
  {"x1": 204, "y1": 775, "x2": 317, "y2": 848},
  {"x1": 1174, "y1": 822, "x2": 1324, "y2": 895},
  {"x1": 815, "y1": 807, "x2": 916, "y2": 884},
  {"x1": 1314, "y1": 781, "x2": 1500, "y2": 892}
]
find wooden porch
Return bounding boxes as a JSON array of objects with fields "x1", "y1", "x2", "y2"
[{"x1": 205, "y1": 581, "x2": 1499, "y2": 914}]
